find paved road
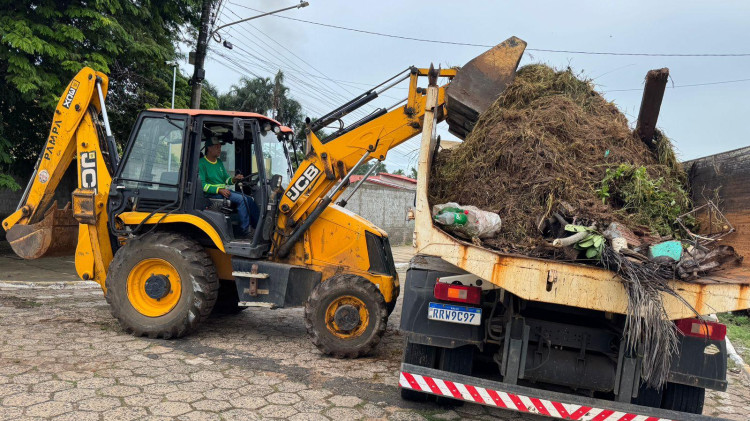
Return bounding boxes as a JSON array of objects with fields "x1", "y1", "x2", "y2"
[{"x1": 0, "y1": 257, "x2": 748, "y2": 420}]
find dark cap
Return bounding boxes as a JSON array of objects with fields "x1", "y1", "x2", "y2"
[{"x1": 205, "y1": 136, "x2": 222, "y2": 147}]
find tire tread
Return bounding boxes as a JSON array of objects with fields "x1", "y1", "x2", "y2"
[{"x1": 105, "y1": 232, "x2": 219, "y2": 339}]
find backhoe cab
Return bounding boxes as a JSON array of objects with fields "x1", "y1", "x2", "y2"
[{"x1": 2, "y1": 37, "x2": 526, "y2": 358}]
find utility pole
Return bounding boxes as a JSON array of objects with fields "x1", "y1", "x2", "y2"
[
  {"x1": 190, "y1": 0, "x2": 215, "y2": 109},
  {"x1": 190, "y1": 1, "x2": 309, "y2": 110}
]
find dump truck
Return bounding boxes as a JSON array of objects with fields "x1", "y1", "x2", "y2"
[{"x1": 397, "y1": 46, "x2": 750, "y2": 419}]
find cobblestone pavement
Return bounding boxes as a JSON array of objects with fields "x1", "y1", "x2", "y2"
[{"x1": 1, "y1": 276, "x2": 749, "y2": 420}]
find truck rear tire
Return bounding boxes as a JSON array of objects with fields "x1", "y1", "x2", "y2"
[
  {"x1": 435, "y1": 345, "x2": 474, "y2": 406},
  {"x1": 661, "y1": 383, "x2": 704, "y2": 414},
  {"x1": 632, "y1": 383, "x2": 663, "y2": 408},
  {"x1": 305, "y1": 274, "x2": 387, "y2": 358},
  {"x1": 401, "y1": 341, "x2": 438, "y2": 402},
  {"x1": 105, "y1": 232, "x2": 219, "y2": 339}
]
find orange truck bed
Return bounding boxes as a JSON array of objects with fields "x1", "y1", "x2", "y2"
[{"x1": 412, "y1": 86, "x2": 750, "y2": 318}]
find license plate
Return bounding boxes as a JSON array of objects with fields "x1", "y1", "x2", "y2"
[{"x1": 428, "y1": 302, "x2": 481, "y2": 326}]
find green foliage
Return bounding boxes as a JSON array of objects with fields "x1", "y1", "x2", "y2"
[
  {"x1": 218, "y1": 70, "x2": 303, "y2": 129},
  {"x1": 597, "y1": 164, "x2": 692, "y2": 236},
  {"x1": 392, "y1": 169, "x2": 405, "y2": 176},
  {"x1": 353, "y1": 161, "x2": 387, "y2": 175},
  {"x1": 565, "y1": 224, "x2": 605, "y2": 259},
  {"x1": 0, "y1": 0, "x2": 206, "y2": 182},
  {"x1": 719, "y1": 312, "x2": 750, "y2": 363},
  {"x1": 409, "y1": 167, "x2": 418, "y2": 179}
]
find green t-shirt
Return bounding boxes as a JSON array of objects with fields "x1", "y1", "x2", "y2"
[{"x1": 199, "y1": 156, "x2": 233, "y2": 195}]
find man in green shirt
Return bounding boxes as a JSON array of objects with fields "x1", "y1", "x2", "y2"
[{"x1": 199, "y1": 137, "x2": 259, "y2": 237}]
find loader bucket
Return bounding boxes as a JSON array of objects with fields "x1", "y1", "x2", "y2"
[
  {"x1": 5, "y1": 202, "x2": 78, "y2": 259},
  {"x1": 446, "y1": 36, "x2": 527, "y2": 139}
]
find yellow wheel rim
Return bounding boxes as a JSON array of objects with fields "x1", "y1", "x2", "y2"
[
  {"x1": 325, "y1": 295, "x2": 369, "y2": 339},
  {"x1": 126, "y1": 258, "x2": 182, "y2": 317}
]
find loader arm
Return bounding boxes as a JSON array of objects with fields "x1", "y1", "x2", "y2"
[
  {"x1": 274, "y1": 37, "x2": 526, "y2": 258},
  {"x1": 2, "y1": 67, "x2": 116, "y2": 287},
  {"x1": 273, "y1": 67, "x2": 453, "y2": 258}
]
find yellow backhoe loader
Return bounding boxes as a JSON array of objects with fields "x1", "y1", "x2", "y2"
[{"x1": 2, "y1": 37, "x2": 527, "y2": 358}]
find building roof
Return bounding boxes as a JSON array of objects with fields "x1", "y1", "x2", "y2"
[
  {"x1": 349, "y1": 173, "x2": 416, "y2": 190},
  {"x1": 378, "y1": 173, "x2": 417, "y2": 184}
]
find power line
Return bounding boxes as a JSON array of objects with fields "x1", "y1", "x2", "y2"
[
  {"x1": 214, "y1": 18, "x2": 351, "y2": 110},
  {"x1": 214, "y1": 28, "x2": 360, "y2": 114},
  {"x1": 211, "y1": 51, "x2": 330, "y2": 117},
  {"x1": 217, "y1": 10, "x2": 374, "y2": 119},
  {"x1": 227, "y1": 1, "x2": 750, "y2": 58},
  {"x1": 605, "y1": 77, "x2": 750, "y2": 92},
  {"x1": 220, "y1": 7, "x2": 373, "y2": 112},
  {"x1": 211, "y1": 51, "x2": 416, "y2": 162}
]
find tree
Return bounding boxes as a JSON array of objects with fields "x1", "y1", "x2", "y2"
[
  {"x1": 219, "y1": 71, "x2": 304, "y2": 129},
  {"x1": 409, "y1": 167, "x2": 418, "y2": 179},
  {"x1": 0, "y1": 0, "x2": 213, "y2": 187},
  {"x1": 393, "y1": 169, "x2": 405, "y2": 176},
  {"x1": 353, "y1": 161, "x2": 387, "y2": 175},
  {"x1": 218, "y1": 70, "x2": 311, "y2": 169}
]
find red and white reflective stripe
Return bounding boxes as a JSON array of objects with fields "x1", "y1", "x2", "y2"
[{"x1": 399, "y1": 371, "x2": 672, "y2": 421}]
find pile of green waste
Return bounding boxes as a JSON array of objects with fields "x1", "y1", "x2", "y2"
[{"x1": 430, "y1": 64, "x2": 691, "y2": 256}]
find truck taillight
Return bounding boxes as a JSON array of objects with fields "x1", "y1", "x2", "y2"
[
  {"x1": 434, "y1": 282, "x2": 481, "y2": 305},
  {"x1": 675, "y1": 318, "x2": 726, "y2": 341}
]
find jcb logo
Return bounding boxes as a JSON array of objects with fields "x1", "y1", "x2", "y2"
[
  {"x1": 80, "y1": 151, "x2": 97, "y2": 192},
  {"x1": 285, "y1": 164, "x2": 321, "y2": 202},
  {"x1": 62, "y1": 80, "x2": 80, "y2": 109}
]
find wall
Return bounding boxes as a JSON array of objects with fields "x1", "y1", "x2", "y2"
[
  {"x1": 685, "y1": 146, "x2": 750, "y2": 259},
  {"x1": 0, "y1": 166, "x2": 77, "y2": 242},
  {"x1": 344, "y1": 183, "x2": 415, "y2": 245}
]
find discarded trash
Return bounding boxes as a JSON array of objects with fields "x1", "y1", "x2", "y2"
[
  {"x1": 649, "y1": 240, "x2": 683, "y2": 262},
  {"x1": 677, "y1": 245, "x2": 743, "y2": 280},
  {"x1": 434, "y1": 207, "x2": 469, "y2": 226},
  {"x1": 676, "y1": 200, "x2": 735, "y2": 246},
  {"x1": 432, "y1": 202, "x2": 501, "y2": 240}
]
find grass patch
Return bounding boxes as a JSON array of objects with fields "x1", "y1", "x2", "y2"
[{"x1": 719, "y1": 312, "x2": 750, "y2": 362}]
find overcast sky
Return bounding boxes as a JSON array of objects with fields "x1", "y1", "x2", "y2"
[{"x1": 181, "y1": 0, "x2": 750, "y2": 172}]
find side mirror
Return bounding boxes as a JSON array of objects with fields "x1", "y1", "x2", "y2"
[{"x1": 232, "y1": 118, "x2": 245, "y2": 141}]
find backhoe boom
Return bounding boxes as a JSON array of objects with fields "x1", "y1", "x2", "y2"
[{"x1": 2, "y1": 67, "x2": 114, "y2": 286}]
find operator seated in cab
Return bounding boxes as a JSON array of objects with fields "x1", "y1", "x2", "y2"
[{"x1": 199, "y1": 136, "x2": 259, "y2": 238}]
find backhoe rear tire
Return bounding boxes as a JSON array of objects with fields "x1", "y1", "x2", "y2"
[
  {"x1": 105, "y1": 232, "x2": 219, "y2": 339},
  {"x1": 305, "y1": 274, "x2": 387, "y2": 359}
]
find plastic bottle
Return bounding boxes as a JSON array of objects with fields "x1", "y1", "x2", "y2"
[{"x1": 434, "y1": 208, "x2": 469, "y2": 226}]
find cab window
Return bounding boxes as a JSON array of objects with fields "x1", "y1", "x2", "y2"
[
  {"x1": 258, "y1": 128, "x2": 292, "y2": 186},
  {"x1": 119, "y1": 116, "x2": 185, "y2": 192}
]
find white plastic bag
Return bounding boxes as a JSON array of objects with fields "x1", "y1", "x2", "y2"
[{"x1": 432, "y1": 202, "x2": 502, "y2": 239}]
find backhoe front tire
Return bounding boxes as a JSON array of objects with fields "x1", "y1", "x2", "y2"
[
  {"x1": 305, "y1": 274, "x2": 387, "y2": 359},
  {"x1": 105, "y1": 232, "x2": 219, "y2": 339}
]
